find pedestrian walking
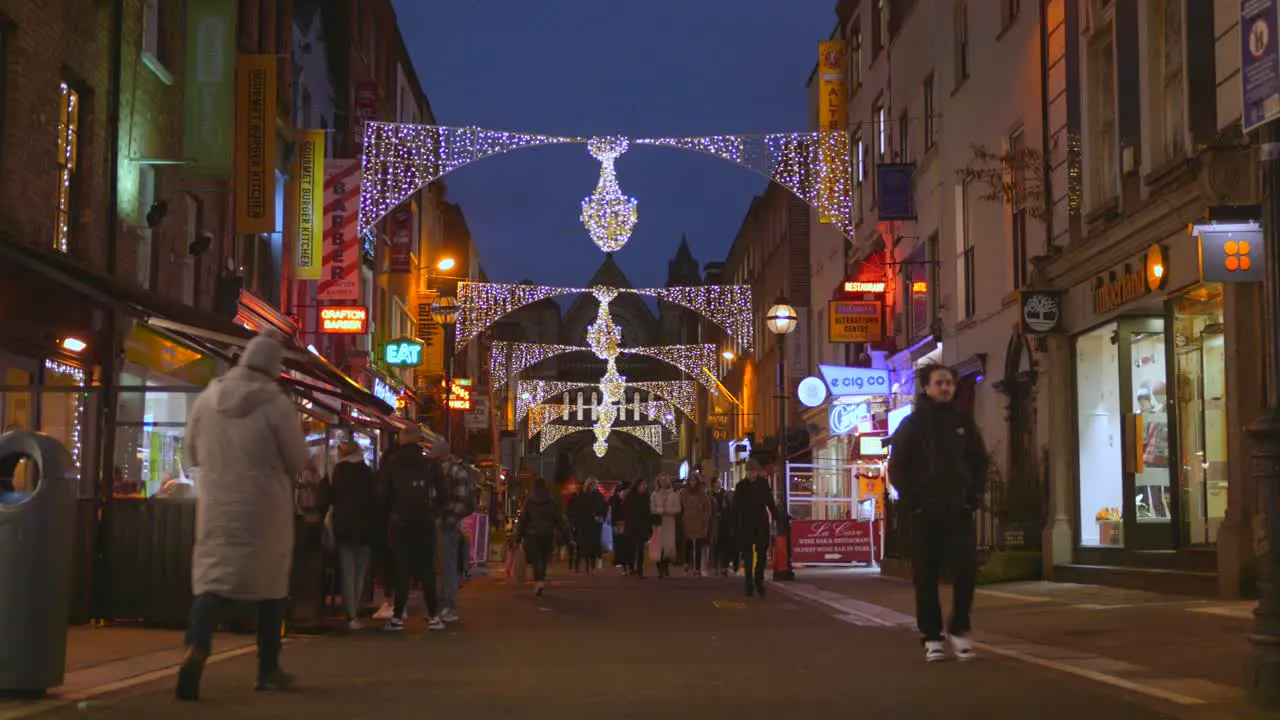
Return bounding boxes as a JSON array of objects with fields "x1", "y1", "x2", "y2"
[
  {"x1": 733, "y1": 459, "x2": 778, "y2": 598},
  {"x1": 649, "y1": 474, "x2": 681, "y2": 578},
  {"x1": 623, "y1": 478, "x2": 653, "y2": 577},
  {"x1": 610, "y1": 481, "x2": 631, "y2": 573},
  {"x1": 515, "y1": 476, "x2": 565, "y2": 597},
  {"x1": 709, "y1": 476, "x2": 734, "y2": 575},
  {"x1": 888, "y1": 364, "x2": 988, "y2": 663},
  {"x1": 377, "y1": 426, "x2": 448, "y2": 632},
  {"x1": 569, "y1": 477, "x2": 608, "y2": 575},
  {"x1": 176, "y1": 329, "x2": 309, "y2": 701},
  {"x1": 438, "y1": 451, "x2": 479, "y2": 623},
  {"x1": 680, "y1": 473, "x2": 712, "y2": 576},
  {"x1": 329, "y1": 436, "x2": 378, "y2": 631}
]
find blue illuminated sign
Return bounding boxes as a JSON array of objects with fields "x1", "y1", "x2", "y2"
[{"x1": 383, "y1": 337, "x2": 424, "y2": 367}]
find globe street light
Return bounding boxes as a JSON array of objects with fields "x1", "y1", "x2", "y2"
[
  {"x1": 766, "y1": 297, "x2": 797, "y2": 582},
  {"x1": 432, "y1": 295, "x2": 460, "y2": 443},
  {"x1": 435, "y1": 257, "x2": 456, "y2": 272}
]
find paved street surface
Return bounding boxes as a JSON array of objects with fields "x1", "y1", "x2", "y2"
[{"x1": 4, "y1": 569, "x2": 1241, "y2": 719}]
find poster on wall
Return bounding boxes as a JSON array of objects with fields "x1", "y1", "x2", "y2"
[
  {"x1": 828, "y1": 299, "x2": 884, "y2": 343},
  {"x1": 319, "y1": 160, "x2": 362, "y2": 301},
  {"x1": 294, "y1": 129, "x2": 325, "y2": 281},
  {"x1": 389, "y1": 208, "x2": 413, "y2": 274},
  {"x1": 817, "y1": 39, "x2": 849, "y2": 225},
  {"x1": 790, "y1": 519, "x2": 882, "y2": 564},
  {"x1": 233, "y1": 55, "x2": 278, "y2": 236},
  {"x1": 182, "y1": 0, "x2": 235, "y2": 178}
]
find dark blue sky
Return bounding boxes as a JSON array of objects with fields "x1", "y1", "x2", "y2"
[{"x1": 390, "y1": 1, "x2": 835, "y2": 290}]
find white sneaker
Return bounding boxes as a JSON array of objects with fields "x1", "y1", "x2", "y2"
[
  {"x1": 426, "y1": 616, "x2": 446, "y2": 631},
  {"x1": 440, "y1": 608, "x2": 459, "y2": 623},
  {"x1": 373, "y1": 602, "x2": 394, "y2": 621},
  {"x1": 382, "y1": 617, "x2": 405, "y2": 632},
  {"x1": 345, "y1": 618, "x2": 364, "y2": 631},
  {"x1": 949, "y1": 634, "x2": 976, "y2": 662},
  {"x1": 924, "y1": 640, "x2": 947, "y2": 662}
]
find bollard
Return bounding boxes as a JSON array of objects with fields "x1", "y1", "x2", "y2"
[{"x1": 0, "y1": 430, "x2": 78, "y2": 696}]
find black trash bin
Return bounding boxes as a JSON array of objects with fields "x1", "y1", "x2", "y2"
[{"x1": 0, "y1": 430, "x2": 77, "y2": 696}]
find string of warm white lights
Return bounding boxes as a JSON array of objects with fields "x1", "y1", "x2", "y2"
[
  {"x1": 44, "y1": 359, "x2": 84, "y2": 471},
  {"x1": 457, "y1": 282, "x2": 754, "y2": 351},
  {"x1": 515, "y1": 380, "x2": 697, "y2": 422},
  {"x1": 357, "y1": 124, "x2": 853, "y2": 239},
  {"x1": 631, "y1": 381, "x2": 697, "y2": 419},
  {"x1": 527, "y1": 403, "x2": 574, "y2": 438},
  {"x1": 358, "y1": 123, "x2": 583, "y2": 235},
  {"x1": 616, "y1": 425, "x2": 663, "y2": 453},
  {"x1": 637, "y1": 400, "x2": 679, "y2": 434},
  {"x1": 582, "y1": 138, "x2": 639, "y2": 253},
  {"x1": 586, "y1": 287, "x2": 623, "y2": 359},
  {"x1": 489, "y1": 341, "x2": 588, "y2": 390},
  {"x1": 539, "y1": 424, "x2": 581, "y2": 453},
  {"x1": 622, "y1": 345, "x2": 721, "y2": 393}
]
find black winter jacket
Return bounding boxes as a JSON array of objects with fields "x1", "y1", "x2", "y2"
[
  {"x1": 887, "y1": 395, "x2": 988, "y2": 516},
  {"x1": 516, "y1": 488, "x2": 565, "y2": 540}
]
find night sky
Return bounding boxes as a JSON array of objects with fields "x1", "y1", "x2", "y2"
[{"x1": 390, "y1": 0, "x2": 835, "y2": 290}]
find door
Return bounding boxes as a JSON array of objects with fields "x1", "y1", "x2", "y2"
[{"x1": 1117, "y1": 317, "x2": 1177, "y2": 551}]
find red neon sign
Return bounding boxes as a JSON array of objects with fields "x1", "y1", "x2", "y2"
[
  {"x1": 843, "y1": 281, "x2": 887, "y2": 293},
  {"x1": 320, "y1": 306, "x2": 368, "y2": 334}
]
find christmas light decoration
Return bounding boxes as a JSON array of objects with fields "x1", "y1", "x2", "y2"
[
  {"x1": 616, "y1": 424, "x2": 663, "y2": 453},
  {"x1": 592, "y1": 440, "x2": 609, "y2": 457},
  {"x1": 492, "y1": 342, "x2": 719, "y2": 392},
  {"x1": 527, "y1": 403, "x2": 574, "y2": 438},
  {"x1": 357, "y1": 124, "x2": 852, "y2": 239},
  {"x1": 637, "y1": 400, "x2": 679, "y2": 434},
  {"x1": 358, "y1": 123, "x2": 583, "y2": 235},
  {"x1": 586, "y1": 287, "x2": 623, "y2": 359},
  {"x1": 581, "y1": 138, "x2": 639, "y2": 253},
  {"x1": 635, "y1": 131, "x2": 853, "y2": 237},
  {"x1": 631, "y1": 381, "x2": 697, "y2": 419},
  {"x1": 539, "y1": 424, "x2": 581, "y2": 453},
  {"x1": 515, "y1": 379, "x2": 697, "y2": 421},
  {"x1": 44, "y1": 359, "x2": 84, "y2": 470},
  {"x1": 454, "y1": 282, "x2": 753, "y2": 351}
]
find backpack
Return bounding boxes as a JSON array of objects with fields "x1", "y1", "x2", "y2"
[{"x1": 387, "y1": 448, "x2": 437, "y2": 523}]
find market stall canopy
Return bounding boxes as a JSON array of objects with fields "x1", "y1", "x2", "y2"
[{"x1": 0, "y1": 237, "x2": 393, "y2": 416}]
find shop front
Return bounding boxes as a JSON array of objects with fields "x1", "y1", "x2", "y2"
[{"x1": 1049, "y1": 228, "x2": 1261, "y2": 596}]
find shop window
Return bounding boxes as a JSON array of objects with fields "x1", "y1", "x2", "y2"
[
  {"x1": 1, "y1": 366, "x2": 32, "y2": 491},
  {"x1": 1131, "y1": 330, "x2": 1171, "y2": 524},
  {"x1": 1076, "y1": 323, "x2": 1124, "y2": 546},
  {"x1": 40, "y1": 359, "x2": 86, "y2": 476},
  {"x1": 113, "y1": 361, "x2": 204, "y2": 498},
  {"x1": 1173, "y1": 286, "x2": 1226, "y2": 545}
]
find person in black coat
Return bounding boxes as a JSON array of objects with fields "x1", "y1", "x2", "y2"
[
  {"x1": 732, "y1": 459, "x2": 779, "y2": 598},
  {"x1": 329, "y1": 438, "x2": 377, "y2": 629},
  {"x1": 609, "y1": 481, "x2": 632, "y2": 572},
  {"x1": 569, "y1": 477, "x2": 609, "y2": 575},
  {"x1": 709, "y1": 476, "x2": 734, "y2": 575},
  {"x1": 888, "y1": 363, "x2": 988, "y2": 662},
  {"x1": 622, "y1": 478, "x2": 653, "y2": 577},
  {"x1": 515, "y1": 476, "x2": 566, "y2": 596}
]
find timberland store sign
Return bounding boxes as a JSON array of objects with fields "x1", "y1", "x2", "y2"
[{"x1": 1091, "y1": 244, "x2": 1167, "y2": 315}]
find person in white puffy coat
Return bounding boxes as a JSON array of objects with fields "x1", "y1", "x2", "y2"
[{"x1": 649, "y1": 474, "x2": 682, "y2": 578}]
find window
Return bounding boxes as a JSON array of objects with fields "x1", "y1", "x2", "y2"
[
  {"x1": 1009, "y1": 128, "x2": 1029, "y2": 289},
  {"x1": 923, "y1": 73, "x2": 936, "y2": 151},
  {"x1": 137, "y1": 167, "x2": 155, "y2": 289},
  {"x1": 54, "y1": 83, "x2": 80, "y2": 254},
  {"x1": 1155, "y1": 0, "x2": 1185, "y2": 162},
  {"x1": 954, "y1": 1, "x2": 970, "y2": 86},
  {"x1": 1003, "y1": 0, "x2": 1021, "y2": 28},
  {"x1": 874, "y1": 99, "x2": 888, "y2": 161},
  {"x1": 1172, "y1": 285, "x2": 1227, "y2": 545},
  {"x1": 872, "y1": 0, "x2": 886, "y2": 56},
  {"x1": 898, "y1": 111, "x2": 909, "y2": 161},
  {"x1": 140, "y1": 0, "x2": 172, "y2": 83},
  {"x1": 849, "y1": 21, "x2": 862, "y2": 92},
  {"x1": 956, "y1": 182, "x2": 976, "y2": 319},
  {"x1": 906, "y1": 239, "x2": 934, "y2": 340},
  {"x1": 1088, "y1": 23, "x2": 1119, "y2": 203},
  {"x1": 853, "y1": 130, "x2": 865, "y2": 219}
]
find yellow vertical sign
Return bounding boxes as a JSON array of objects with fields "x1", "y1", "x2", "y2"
[
  {"x1": 817, "y1": 40, "x2": 849, "y2": 224},
  {"x1": 234, "y1": 55, "x2": 278, "y2": 236},
  {"x1": 295, "y1": 130, "x2": 324, "y2": 280}
]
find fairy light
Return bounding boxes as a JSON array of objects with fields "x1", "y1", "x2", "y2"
[
  {"x1": 44, "y1": 359, "x2": 85, "y2": 470},
  {"x1": 540, "y1": 424, "x2": 581, "y2": 452},
  {"x1": 456, "y1": 281, "x2": 754, "y2": 350},
  {"x1": 616, "y1": 424, "x2": 663, "y2": 453},
  {"x1": 586, "y1": 287, "x2": 623, "y2": 359},
  {"x1": 621, "y1": 345, "x2": 721, "y2": 391},
  {"x1": 581, "y1": 137, "x2": 639, "y2": 253},
  {"x1": 516, "y1": 379, "x2": 696, "y2": 421},
  {"x1": 489, "y1": 341, "x2": 587, "y2": 389},
  {"x1": 592, "y1": 440, "x2": 609, "y2": 457},
  {"x1": 637, "y1": 400, "x2": 679, "y2": 434},
  {"x1": 631, "y1": 381, "x2": 696, "y2": 418},
  {"x1": 358, "y1": 124, "x2": 853, "y2": 239},
  {"x1": 358, "y1": 123, "x2": 583, "y2": 235},
  {"x1": 527, "y1": 403, "x2": 574, "y2": 438}
]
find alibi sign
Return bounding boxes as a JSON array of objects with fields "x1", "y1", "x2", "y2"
[{"x1": 383, "y1": 337, "x2": 425, "y2": 367}]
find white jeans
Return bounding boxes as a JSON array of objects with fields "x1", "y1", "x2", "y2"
[{"x1": 337, "y1": 544, "x2": 371, "y2": 620}]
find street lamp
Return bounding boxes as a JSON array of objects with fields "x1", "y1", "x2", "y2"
[
  {"x1": 435, "y1": 257, "x2": 456, "y2": 272},
  {"x1": 766, "y1": 297, "x2": 797, "y2": 582},
  {"x1": 431, "y1": 295, "x2": 460, "y2": 444},
  {"x1": 722, "y1": 350, "x2": 736, "y2": 361}
]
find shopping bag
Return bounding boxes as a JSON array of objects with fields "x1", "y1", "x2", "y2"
[
  {"x1": 601, "y1": 509, "x2": 614, "y2": 553},
  {"x1": 647, "y1": 537, "x2": 662, "y2": 563}
]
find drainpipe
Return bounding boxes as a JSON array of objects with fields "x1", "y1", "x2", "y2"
[{"x1": 1038, "y1": 0, "x2": 1055, "y2": 252}]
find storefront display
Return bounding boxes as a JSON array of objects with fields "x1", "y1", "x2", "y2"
[{"x1": 1172, "y1": 286, "x2": 1228, "y2": 545}]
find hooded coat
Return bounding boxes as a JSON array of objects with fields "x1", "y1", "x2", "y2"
[
  {"x1": 184, "y1": 331, "x2": 310, "y2": 601},
  {"x1": 680, "y1": 478, "x2": 712, "y2": 540}
]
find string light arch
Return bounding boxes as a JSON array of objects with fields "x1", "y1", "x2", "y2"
[{"x1": 491, "y1": 341, "x2": 722, "y2": 393}]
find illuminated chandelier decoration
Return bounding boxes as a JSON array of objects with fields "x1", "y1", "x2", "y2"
[
  {"x1": 581, "y1": 138, "x2": 639, "y2": 253},
  {"x1": 357, "y1": 123, "x2": 853, "y2": 239},
  {"x1": 491, "y1": 342, "x2": 721, "y2": 393},
  {"x1": 586, "y1": 287, "x2": 623, "y2": 359},
  {"x1": 616, "y1": 425, "x2": 663, "y2": 453},
  {"x1": 515, "y1": 379, "x2": 697, "y2": 422},
  {"x1": 456, "y1": 282, "x2": 754, "y2": 351}
]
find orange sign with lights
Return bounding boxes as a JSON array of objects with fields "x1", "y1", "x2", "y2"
[
  {"x1": 1092, "y1": 245, "x2": 1167, "y2": 315},
  {"x1": 843, "y1": 281, "x2": 886, "y2": 294},
  {"x1": 446, "y1": 379, "x2": 472, "y2": 410},
  {"x1": 320, "y1": 306, "x2": 368, "y2": 334}
]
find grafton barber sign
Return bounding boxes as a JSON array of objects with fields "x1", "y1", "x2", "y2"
[{"x1": 790, "y1": 519, "x2": 882, "y2": 564}]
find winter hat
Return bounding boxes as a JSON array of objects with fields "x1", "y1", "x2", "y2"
[{"x1": 239, "y1": 328, "x2": 285, "y2": 377}]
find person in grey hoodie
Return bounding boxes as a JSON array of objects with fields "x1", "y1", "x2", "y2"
[
  {"x1": 176, "y1": 329, "x2": 310, "y2": 701},
  {"x1": 514, "y1": 476, "x2": 565, "y2": 597}
]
